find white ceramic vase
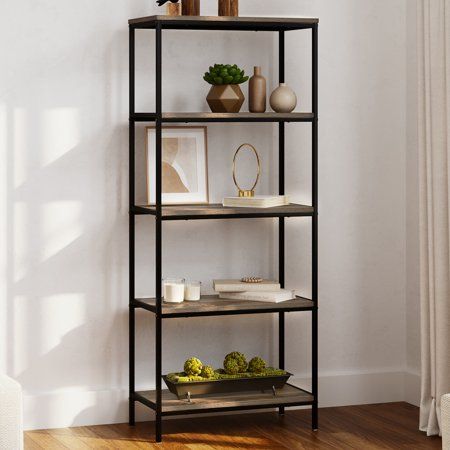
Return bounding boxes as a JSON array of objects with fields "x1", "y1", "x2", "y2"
[{"x1": 269, "y1": 83, "x2": 297, "y2": 113}]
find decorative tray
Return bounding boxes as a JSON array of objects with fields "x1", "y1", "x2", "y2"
[{"x1": 163, "y1": 371, "x2": 292, "y2": 400}]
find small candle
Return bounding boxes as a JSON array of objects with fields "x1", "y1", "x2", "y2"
[
  {"x1": 163, "y1": 278, "x2": 185, "y2": 303},
  {"x1": 184, "y1": 281, "x2": 201, "y2": 301}
]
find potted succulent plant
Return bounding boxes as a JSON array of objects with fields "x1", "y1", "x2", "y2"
[{"x1": 203, "y1": 64, "x2": 249, "y2": 113}]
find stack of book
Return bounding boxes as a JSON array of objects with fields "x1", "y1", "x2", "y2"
[
  {"x1": 223, "y1": 195, "x2": 289, "y2": 208},
  {"x1": 213, "y1": 279, "x2": 295, "y2": 303}
]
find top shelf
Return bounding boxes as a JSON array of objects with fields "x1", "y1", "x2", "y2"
[
  {"x1": 131, "y1": 112, "x2": 314, "y2": 123},
  {"x1": 129, "y1": 15, "x2": 319, "y2": 31}
]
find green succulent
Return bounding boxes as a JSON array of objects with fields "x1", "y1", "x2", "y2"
[
  {"x1": 223, "y1": 351, "x2": 248, "y2": 374},
  {"x1": 248, "y1": 357, "x2": 267, "y2": 374},
  {"x1": 200, "y1": 365, "x2": 216, "y2": 379},
  {"x1": 184, "y1": 357, "x2": 203, "y2": 376},
  {"x1": 203, "y1": 64, "x2": 249, "y2": 86}
]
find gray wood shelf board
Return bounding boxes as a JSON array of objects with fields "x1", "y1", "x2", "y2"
[
  {"x1": 135, "y1": 203, "x2": 314, "y2": 218},
  {"x1": 135, "y1": 295, "x2": 314, "y2": 316},
  {"x1": 137, "y1": 384, "x2": 314, "y2": 413}
]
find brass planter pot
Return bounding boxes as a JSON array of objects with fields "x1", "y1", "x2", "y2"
[
  {"x1": 166, "y1": 2, "x2": 181, "y2": 15},
  {"x1": 206, "y1": 84, "x2": 245, "y2": 113}
]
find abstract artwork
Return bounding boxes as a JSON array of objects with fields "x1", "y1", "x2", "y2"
[{"x1": 146, "y1": 126, "x2": 209, "y2": 205}]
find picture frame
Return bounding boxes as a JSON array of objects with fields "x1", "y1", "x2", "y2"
[{"x1": 146, "y1": 126, "x2": 209, "y2": 205}]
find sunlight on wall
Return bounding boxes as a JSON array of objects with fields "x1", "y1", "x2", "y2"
[
  {"x1": 41, "y1": 201, "x2": 83, "y2": 262},
  {"x1": 13, "y1": 293, "x2": 86, "y2": 373},
  {"x1": 42, "y1": 108, "x2": 79, "y2": 167},
  {"x1": 13, "y1": 201, "x2": 83, "y2": 281},
  {"x1": 13, "y1": 202, "x2": 28, "y2": 283},
  {"x1": 13, "y1": 108, "x2": 27, "y2": 188},
  {"x1": 0, "y1": 104, "x2": 6, "y2": 371}
]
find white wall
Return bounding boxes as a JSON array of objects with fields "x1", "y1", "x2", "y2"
[
  {"x1": 405, "y1": 0, "x2": 421, "y2": 406},
  {"x1": 0, "y1": 0, "x2": 417, "y2": 430}
]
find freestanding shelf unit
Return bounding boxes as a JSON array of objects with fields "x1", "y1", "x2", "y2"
[{"x1": 128, "y1": 15, "x2": 318, "y2": 443}]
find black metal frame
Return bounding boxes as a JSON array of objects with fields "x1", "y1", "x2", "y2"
[{"x1": 128, "y1": 16, "x2": 319, "y2": 443}]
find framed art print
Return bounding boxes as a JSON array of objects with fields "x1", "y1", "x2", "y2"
[{"x1": 146, "y1": 126, "x2": 209, "y2": 205}]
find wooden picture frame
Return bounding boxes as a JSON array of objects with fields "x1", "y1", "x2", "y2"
[{"x1": 146, "y1": 126, "x2": 209, "y2": 205}]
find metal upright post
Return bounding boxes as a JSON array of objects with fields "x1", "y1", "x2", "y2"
[
  {"x1": 278, "y1": 29, "x2": 286, "y2": 416},
  {"x1": 128, "y1": 25, "x2": 136, "y2": 427},
  {"x1": 311, "y1": 23, "x2": 319, "y2": 432},
  {"x1": 155, "y1": 22, "x2": 163, "y2": 443}
]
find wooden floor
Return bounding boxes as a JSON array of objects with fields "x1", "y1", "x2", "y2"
[{"x1": 25, "y1": 402, "x2": 441, "y2": 449}]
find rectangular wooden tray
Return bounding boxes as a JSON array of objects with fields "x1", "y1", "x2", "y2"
[{"x1": 163, "y1": 373, "x2": 292, "y2": 400}]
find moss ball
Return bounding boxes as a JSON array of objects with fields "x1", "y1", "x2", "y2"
[
  {"x1": 200, "y1": 365, "x2": 215, "y2": 379},
  {"x1": 184, "y1": 357, "x2": 203, "y2": 376},
  {"x1": 248, "y1": 356, "x2": 266, "y2": 373},
  {"x1": 223, "y1": 351, "x2": 248, "y2": 374}
]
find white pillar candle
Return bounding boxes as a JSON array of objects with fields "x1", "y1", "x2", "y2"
[
  {"x1": 163, "y1": 279, "x2": 185, "y2": 303},
  {"x1": 184, "y1": 281, "x2": 201, "y2": 301}
]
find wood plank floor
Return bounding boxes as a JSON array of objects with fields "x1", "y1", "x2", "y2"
[{"x1": 25, "y1": 402, "x2": 442, "y2": 449}]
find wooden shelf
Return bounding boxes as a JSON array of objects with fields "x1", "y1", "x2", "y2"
[
  {"x1": 134, "y1": 295, "x2": 315, "y2": 318},
  {"x1": 131, "y1": 112, "x2": 314, "y2": 123},
  {"x1": 135, "y1": 384, "x2": 314, "y2": 416},
  {"x1": 133, "y1": 203, "x2": 314, "y2": 220},
  {"x1": 129, "y1": 15, "x2": 319, "y2": 31}
]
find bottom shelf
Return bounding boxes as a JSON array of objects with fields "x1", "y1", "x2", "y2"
[{"x1": 135, "y1": 384, "x2": 313, "y2": 416}]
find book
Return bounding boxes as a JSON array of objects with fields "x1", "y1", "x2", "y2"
[
  {"x1": 219, "y1": 290, "x2": 296, "y2": 303},
  {"x1": 223, "y1": 195, "x2": 290, "y2": 208},
  {"x1": 213, "y1": 279, "x2": 280, "y2": 292}
]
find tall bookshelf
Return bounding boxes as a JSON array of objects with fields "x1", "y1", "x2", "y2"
[{"x1": 128, "y1": 15, "x2": 319, "y2": 443}]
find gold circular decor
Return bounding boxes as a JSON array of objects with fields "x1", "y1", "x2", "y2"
[
  {"x1": 232, "y1": 143, "x2": 261, "y2": 198},
  {"x1": 241, "y1": 277, "x2": 263, "y2": 284}
]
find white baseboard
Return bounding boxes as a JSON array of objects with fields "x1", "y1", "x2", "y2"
[
  {"x1": 291, "y1": 370, "x2": 406, "y2": 408},
  {"x1": 23, "y1": 370, "x2": 416, "y2": 431}
]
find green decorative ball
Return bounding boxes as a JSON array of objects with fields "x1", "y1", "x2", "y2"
[
  {"x1": 200, "y1": 365, "x2": 215, "y2": 379},
  {"x1": 223, "y1": 351, "x2": 248, "y2": 374},
  {"x1": 248, "y1": 357, "x2": 267, "y2": 374},
  {"x1": 184, "y1": 357, "x2": 203, "y2": 376}
]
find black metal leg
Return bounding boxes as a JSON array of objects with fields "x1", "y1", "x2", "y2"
[
  {"x1": 311, "y1": 23, "x2": 319, "y2": 431},
  {"x1": 129, "y1": 263, "x2": 135, "y2": 427},
  {"x1": 278, "y1": 311, "x2": 285, "y2": 416},
  {"x1": 312, "y1": 306, "x2": 318, "y2": 430},
  {"x1": 278, "y1": 29, "x2": 286, "y2": 417},
  {"x1": 128, "y1": 25, "x2": 136, "y2": 427},
  {"x1": 155, "y1": 22, "x2": 163, "y2": 444}
]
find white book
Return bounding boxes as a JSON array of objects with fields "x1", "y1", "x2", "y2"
[
  {"x1": 219, "y1": 290, "x2": 296, "y2": 303},
  {"x1": 223, "y1": 195, "x2": 290, "y2": 208},
  {"x1": 213, "y1": 279, "x2": 280, "y2": 292}
]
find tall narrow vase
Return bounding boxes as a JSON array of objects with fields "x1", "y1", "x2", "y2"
[
  {"x1": 182, "y1": 0, "x2": 200, "y2": 16},
  {"x1": 218, "y1": 0, "x2": 238, "y2": 16},
  {"x1": 249, "y1": 66, "x2": 266, "y2": 113}
]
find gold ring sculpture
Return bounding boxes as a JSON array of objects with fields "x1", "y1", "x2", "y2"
[{"x1": 232, "y1": 143, "x2": 261, "y2": 197}]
